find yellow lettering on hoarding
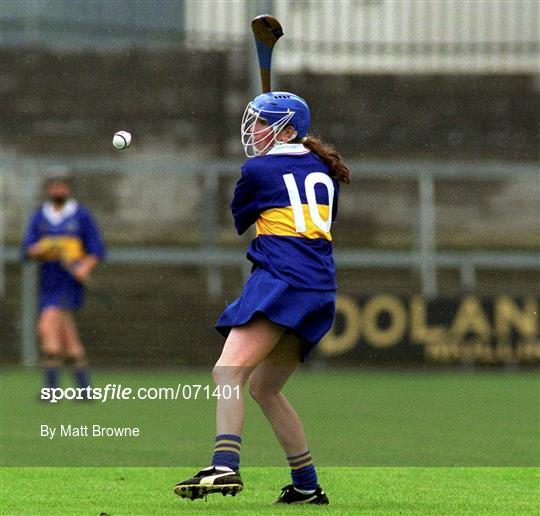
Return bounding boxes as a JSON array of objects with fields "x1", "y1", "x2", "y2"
[
  {"x1": 494, "y1": 344, "x2": 515, "y2": 363},
  {"x1": 319, "y1": 294, "x2": 539, "y2": 364},
  {"x1": 495, "y1": 296, "x2": 538, "y2": 339},
  {"x1": 425, "y1": 341, "x2": 460, "y2": 361},
  {"x1": 319, "y1": 295, "x2": 361, "y2": 356},
  {"x1": 410, "y1": 295, "x2": 447, "y2": 345},
  {"x1": 516, "y1": 340, "x2": 540, "y2": 361},
  {"x1": 363, "y1": 295, "x2": 407, "y2": 348},
  {"x1": 470, "y1": 339, "x2": 495, "y2": 363},
  {"x1": 451, "y1": 296, "x2": 491, "y2": 341}
]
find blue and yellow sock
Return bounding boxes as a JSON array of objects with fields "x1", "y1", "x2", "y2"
[
  {"x1": 73, "y1": 368, "x2": 90, "y2": 389},
  {"x1": 211, "y1": 434, "x2": 241, "y2": 471},
  {"x1": 288, "y1": 450, "x2": 318, "y2": 491},
  {"x1": 43, "y1": 354, "x2": 60, "y2": 389},
  {"x1": 44, "y1": 366, "x2": 59, "y2": 389}
]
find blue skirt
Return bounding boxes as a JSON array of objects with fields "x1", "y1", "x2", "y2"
[
  {"x1": 39, "y1": 264, "x2": 84, "y2": 312},
  {"x1": 215, "y1": 267, "x2": 336, "y2": 359},
  {"x1": 39, "y1": 288, "x2": 84, "y2": 312}
]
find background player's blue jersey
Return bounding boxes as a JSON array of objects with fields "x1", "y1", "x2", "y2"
[
  {"x1": 231, "y1": 144, "x2": 339, "y2": 291},
  {"x1": 22, "y1": 199, "x2": 105, "y2": 310}
]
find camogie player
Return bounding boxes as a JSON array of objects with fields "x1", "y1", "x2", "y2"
[
  {"x1": 22, "y1": 175, "x2": 105, "y2": 399},
  {"x1": 174, "y1": 92, "x2": 350, "y2": 504}
]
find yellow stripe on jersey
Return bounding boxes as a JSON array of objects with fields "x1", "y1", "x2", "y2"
[
  {"x1": 256, "y1": 205, "x2": 332, "y2": 240},
  {"x1": 56, "y1": 236, "x2": 85, "y2": 263},
  {"x1": 36, "y1": 236, "x2": 85, "y2": 263}
]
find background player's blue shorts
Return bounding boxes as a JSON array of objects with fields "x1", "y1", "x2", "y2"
[
  {"x1": 39, "y1": 288, "x2": 84, "y2": 312},
  {"x1": 215, "y1": 267, "x2": 336, "y2": 359},
  {"x1": 38, "y1": 264, "x2": 84, "y2": 311}
]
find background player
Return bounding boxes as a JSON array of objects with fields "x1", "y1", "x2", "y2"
[
  {"x1": 174, "y1": 92, "x2": 350, "y2": 504},
  {"x1": 22, "y1": 175, "x2": 105, "y2": 399}
]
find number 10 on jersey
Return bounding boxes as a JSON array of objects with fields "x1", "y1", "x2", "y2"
[{"x1": 283, "y1": 172, "x2": 335, "y2": 234}]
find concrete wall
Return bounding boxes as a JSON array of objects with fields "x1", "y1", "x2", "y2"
[{"x1": 2, "y1": 48, "x2": 538, "y2": 249}]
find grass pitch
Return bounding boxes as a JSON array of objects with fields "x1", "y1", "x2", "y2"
[
  {"x1": 1, "y1": 467, "x2": 538, "y2": 514},
  {"x1": 1, "y1": 368, "x2": 539, "y2": 514}
]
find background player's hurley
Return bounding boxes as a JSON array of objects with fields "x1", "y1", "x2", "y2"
[{"x1": 62, "y1": 259, "x2": 114, "y2": 309}]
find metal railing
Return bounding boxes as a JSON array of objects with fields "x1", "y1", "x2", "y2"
[
  {"x1": 4, "y1": 154, "x2": 539, "y2": 299},
  {"x1": 3, "y1": 154, "x2": 539, "y2": 366},
  {"x1": 5, "y1": 243, "x2": 540, "y2": 367}
]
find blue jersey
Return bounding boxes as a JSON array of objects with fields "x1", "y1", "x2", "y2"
[
  {"x1": 231, "y1": 144, "x2": 339, "y2": 291},
  {"x1": 22, "y1": 200, "x2": 105, "y2": 310}
]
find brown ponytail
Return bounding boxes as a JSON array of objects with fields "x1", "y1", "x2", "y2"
[{"x1": 301, "y1": 136, "x2": 351, "y2": 184}]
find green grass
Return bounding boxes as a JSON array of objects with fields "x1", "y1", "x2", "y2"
[
  {"x1": 1, "y1": 368, "x2": 539, "y2": 513},
  {"x1": 1, "y1": 467, "x2": 539, "y2": 515},
  {"x1": 1, "y1": 368, "x2": 538, "y2": 467}
]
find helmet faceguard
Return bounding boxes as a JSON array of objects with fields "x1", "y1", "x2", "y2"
[
  {"x1": 241, "y1": 92, "x2": 310, "y2": 157},
  {"x1": 241, "y1": 103, "x2": 295, "y2": 157}
]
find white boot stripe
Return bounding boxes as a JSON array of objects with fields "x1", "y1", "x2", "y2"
[{"x1": 199, "y1": 472, "x2": 236, "y2": 485}]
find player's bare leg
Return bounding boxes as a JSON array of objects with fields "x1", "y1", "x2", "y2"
[
  {"x1": 213, "y1": 317, "x2": 286, "y2": 435},
  {"x1": 38, "y1": 307, "x2": 64, "y2": 356},
  {"x1": 37, "y1": 307, "x2": 64, "y2": 397},
  {"x1": 249, "y1": 334, "x2": 329, "y2": 505},
  {"x1": 174, "y1": 317, "x2": 286, "y2": 500},
  {"x1": 61, "y1": 310, "x2": 85, "y2": 359},
  {"x1": 248, "y1": 334, "x2": 306, "y2": 455}
]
